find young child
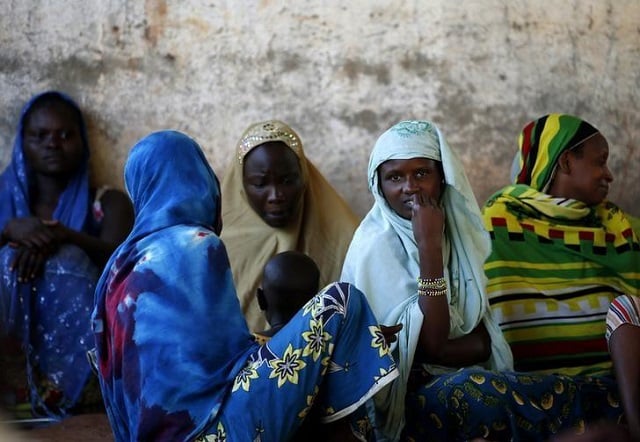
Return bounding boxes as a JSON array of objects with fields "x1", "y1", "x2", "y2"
[
  {"x1": 254, "y1": 251, "x2": 320, "y2": 343},
  {"x1": 254, "y1": 250, "x2": 403, "y2": 440}
]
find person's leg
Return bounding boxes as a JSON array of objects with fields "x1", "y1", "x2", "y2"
[
  {"x1": 0, "y1": 245, "x2": 20, "y2": 335},
  {"x1": 291, "y1": 401, "x2": 368, "y2": 442},
  {"x1": 32, "y1": 245, "x2": 100, "y2": 415},
  {"x1": 405, "y1": 367, "x2": 623, "y2": 441},
  {"x1": 0, "y1": 245, "x2": 99, "y2": 419},
  {"x1": 209, "y1": 282, "x2": 397, "y2": 442},
  {"x1": 0, "y1": 246, "x2": 24, "y2": 417}
]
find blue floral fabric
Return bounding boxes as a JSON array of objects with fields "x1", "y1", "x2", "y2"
[{"x1": 206, "y1": 282, "x2": 397, "y2": 441}]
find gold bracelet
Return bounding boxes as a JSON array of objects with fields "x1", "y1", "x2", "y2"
[
  {"x1": 417, "y1": 276, "x2": 446, "y2": 290},
  {"x1": 418, "y1": 287, "x2": 447, "y2": 297}
]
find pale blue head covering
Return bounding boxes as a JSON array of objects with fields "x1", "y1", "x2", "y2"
[{"x1": 342, "y1": 120, "x2": 512, "y2": 441}]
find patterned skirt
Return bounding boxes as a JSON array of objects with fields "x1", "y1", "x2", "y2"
[
  {"x1": 0, "y1": 245, "x2": 100, "y2": 421},
  {"x1": 403, "y1": 367, "x2": 622, "y2": 442},
  {"x1": 201, "y1": 282, "x2": 398, "y2": 442}
]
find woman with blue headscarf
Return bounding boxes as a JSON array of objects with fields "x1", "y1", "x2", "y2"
[
  {"x1": 91, "y1": 130, "x2": 398, "y2": 441},
  {"x1": 0, "y1": 91, "x2": 133, "y2": 420}
]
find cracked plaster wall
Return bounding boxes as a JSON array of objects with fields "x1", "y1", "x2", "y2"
[{"x1": 1, "y1": 0, "x2": 639, "y2": 217}]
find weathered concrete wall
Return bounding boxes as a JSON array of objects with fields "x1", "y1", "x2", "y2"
[{"x1": 1, "y1": 0, "x2": 639, "y2": 216}]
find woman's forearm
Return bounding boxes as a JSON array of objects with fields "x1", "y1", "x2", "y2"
[
  {"x1": 417, "y1": 246, "x2": 451, "y2": 358},
  {"x1": 60, "y1": 227, "x2": 119, "y2": 267},
  {"x1": 428, "y1": 324, "x2": 492, "y2": 367},
  {"x1": 417, "y1": 242, "x2": 492, "y2": 367}
]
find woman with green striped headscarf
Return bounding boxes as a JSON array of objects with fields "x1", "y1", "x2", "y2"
[
  {"x1": 483, "y1": 114, "x2": 640, "y2": 436},
  {"x1": 342, "y1": 119, "x2": 631, "y2": 441}
]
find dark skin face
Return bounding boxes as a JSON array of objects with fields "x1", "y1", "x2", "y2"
[
  {"x1": 242, "y1": 141, "x2": 304, "y2": 228},
  {"x1": 549, "y1": 133, "x2": 614, "y2": 206},
  {"x1": 22, "y1": 102, "x2": 84, "y2": 179},
  {"x1": 4, "y1": 98, "x2": 134, "y2": 283},
  {"x1": 378, "y1": 157, "x2": 444, "y2": 220}
]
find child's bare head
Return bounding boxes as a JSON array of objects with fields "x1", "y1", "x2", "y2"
[{"x1": 258, "y1": 251, "x2": 320, "y2": 326}]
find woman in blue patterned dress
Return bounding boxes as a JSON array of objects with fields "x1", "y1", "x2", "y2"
[
  {"x1": 0, "y1": 91, "x2": 133, "y2": 420},
  {"x1": 91, "y1": 130, "x2": 398, "y2": 441}
]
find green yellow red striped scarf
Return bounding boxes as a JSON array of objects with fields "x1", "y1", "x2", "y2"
[
  {"x1": 483, "y1": 186, "x2": 640, "y2": 376},
  {"x1": 514, "y1": 113, "x2": 598, "y2": 191},
  {"x1": 484, "y1": 112, "x2": 640, "y2": 376}
]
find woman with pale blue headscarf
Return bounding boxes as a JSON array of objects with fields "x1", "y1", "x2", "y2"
[
  {"x1": 341, "y1": 120, "x2": 612, "y2": 441},
  {"x1": 91, "y1": 130, "x2": 399, "y2": 441},
  {"x1": 0, "y1": 91, "x2": 133, "y2": 420}
]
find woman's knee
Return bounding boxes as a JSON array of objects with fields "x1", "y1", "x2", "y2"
[
  {"x1": 316, "y1": 282, "x2": 366, "y2": 310},
  {"x1": 44, "y1": 244, "x2": 99, "y2": 276}
]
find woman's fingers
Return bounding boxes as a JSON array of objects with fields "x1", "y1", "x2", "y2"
[
  {"x1": 13, "y1": 248, "x2": 31, "y2": 282},
  {"x1": 27, "y1": 252, "x2": 46, "y2": 281},
  {"x1": 21, "y1": 250, "x2": 39, "y2": 282},
  {"x1": 18, "y1": 225, "x2": 56, "y2": 249},
  {"x1": 10, "y1": 247, "x2": 46, "y2": 282},
  {"x1": 9, "y1": 247, "x2": 24, "y2": 272},
  {"x1": 21, "y1": 235, "x2": 46, "y2": 250},
  {"x1": 412, "y1": 192, "x2": 440, "y2": 208},
  {"x1": 380, "y1": 323, "x2": 403, "y2": 345}
]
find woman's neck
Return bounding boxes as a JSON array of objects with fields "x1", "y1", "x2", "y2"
[{"x1": 31, "y1": 174, "x2": 70, "y2": 218}]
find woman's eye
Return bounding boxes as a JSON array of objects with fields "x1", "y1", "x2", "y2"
[{"x1": 30, "y1": 131, "x2": 46, "y2": 140}]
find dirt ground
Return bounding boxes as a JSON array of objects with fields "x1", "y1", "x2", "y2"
[{"x1": 3, "y1": 414, "x2": 112, "y2": 442}]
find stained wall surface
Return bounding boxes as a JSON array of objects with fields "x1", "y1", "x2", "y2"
[{"x1": 1, "y1": 0, "x2": 639, "y2": 217}]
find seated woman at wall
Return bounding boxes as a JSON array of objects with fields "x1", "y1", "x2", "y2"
[
  {"x1": 341, "y1": 120, "x2": 606, "y2": 441},
  {"x1": 0, "y1": 91, "x2": 134, "y2": 420},
  {"x1": 483, "y1": 114, "x2": 640, "y2": 429},
  {"x1": 91, "y1": 130, "x2": 399, "y2": 441},
  {"x1": 221, "y1": 120, "x2": 359, "y2": 332}
]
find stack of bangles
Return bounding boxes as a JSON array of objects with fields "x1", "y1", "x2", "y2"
[{"x1": 417, "y1": 276, "x2": 447, "y2": 297}]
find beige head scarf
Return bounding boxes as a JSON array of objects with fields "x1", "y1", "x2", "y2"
[{"x1": 221, "y1": 120, "x2": 359, "y2": 332}]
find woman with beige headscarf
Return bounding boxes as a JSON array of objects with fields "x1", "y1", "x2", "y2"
[{"x1": 221, "y1": 120, "x2": 359, "y2": 332}]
